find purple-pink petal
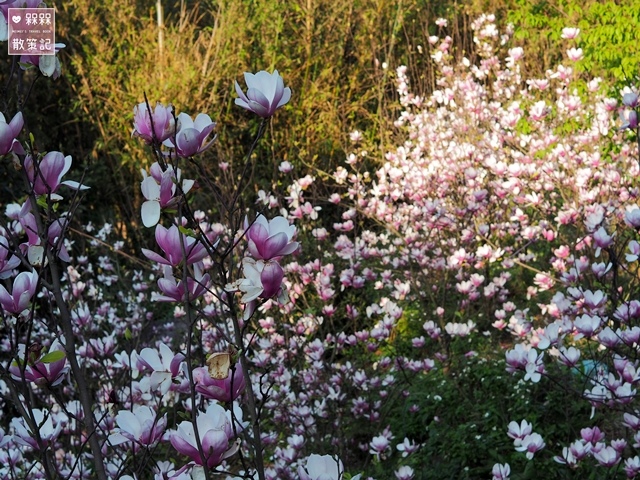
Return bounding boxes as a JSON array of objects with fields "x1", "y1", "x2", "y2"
[{"x1": 260, "y1": 261, "x2": 284, "y2": 298}]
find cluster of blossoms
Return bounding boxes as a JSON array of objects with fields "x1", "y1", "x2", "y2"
[
  {"x1": 236, "y1": 14, "x2": 640, "y2": 478},
  {"x1": 7, "y1": 8, "x2": 640, "y2": 480}
]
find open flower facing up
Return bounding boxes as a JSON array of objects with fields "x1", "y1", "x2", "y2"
[
  {"x1": 23, "y1": 152, "x2": 87, "y2": 196},
  {"x1": 514, "y1": 432, "x2": 546, "y2": 460},
  {"x1": 235, "y1": 70, "x2": 291, "y2": 118},
  {"x1": 142, "y1": 224, "x2": 208, "y2": 267},
  {"x1": 137, "y1": 342, "x2": 185, "y2": 395},
  {"x1": 298, "y1": 454, "x2": 361, "y2": 480},
  {"x1": 12, "y1": 408, "x2": 66, "y2": 450},
  {"x1": 154, "y1": 264, "x2": 211, "y2": 303},
  {"x1": 133, "y1": 102, "x2": 175, "y2": 143},
  {"x1": 165, "y1": 113, "x2": 216, "y2": 158},
  {"x1": 169, "y1": 402, "x2": 240, "y2": 468},
  {"x1": 245, "y1": 215, "x2": 299, "y2": 260},
  {"x1": 0, "y1": 111, "x2": 24, "y2": 156},
  {"x1": 109, "y1": 405, "x2": 166, "y2": 448},
  {"x1": 9, "y1": 340, "x2": 69, "y2": 387},
  {"x1": 193, "y1": 361, "x2": 246, "y2": 402}
]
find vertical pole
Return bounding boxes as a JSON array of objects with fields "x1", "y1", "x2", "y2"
[{"x1": 157, "y1": 0, "x2": 164, "y2": 83}]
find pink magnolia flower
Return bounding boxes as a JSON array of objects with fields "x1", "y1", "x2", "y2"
[
  {"x1": 154, "y1": 264, "x2": 211, "y2": 303},
  {"x1": 396, "y1": 437, "x2": 419, "y2": 457},
  {"x1": 620, "y1": 108, "x2": 639, "y2": 130},
  {"x1": 0, "y1": 234, "x2": 20, "y2": 279},
  {"x1": 561, "y1": 27, "x2": 580, "y2": 39},
  {"x1": 581, "y1": 426, "x2": 605, "y2": 444},
  {"x1": 169, "y1": 403, "x2": 239, "y2": 468},
  {"x1": 514, "y1": 432, "x2": 545, "y2": 459},
  {"x1": 245, "y1": 215, "x2": 298, "y2": 260},
  {"x1": 23, "y1": 152, "x2": 86, "y2": 195},
  {"x1": 0, "y1": 111, "x2": 24, "y2": 156},
  {"x1": 369, "y1": 434, "x2": 391, "y2": 458},
  {"x1": 395, "y1": 466, "x2": 414, "y2": 480},
  {"x1": 12, "y1": 408, "x2": 65, "y2": 450},
  {"x1": 20, "y1": 43, "x2": 65, "y2": 79},
  {"x1": 140, "y1": 163, "x2": 195, "y2": 227},
  {"x1": 137, "y1": 342, "x2": 185, "y2": 395},
  {"x1": 298, "y1": 454, "x2": 360, "y2": 480},
  {"x1": 109, "y1": 405, "x2": 166, "y2": 447},
  {"x1": 235, "y1": 70, "x2": 291, "y2": 118},
  {"x1": 574, "y1": 314, "x2": 602, "y2": 338},
  {"x1": 623, "y1": 90, "x2": 639, "y2": 108},
  {"x1": 165, "y1": 112, "x2": 216, "y2": 157},
  {"x1": 492, "y1": 463, "x2": 510, "y2": 480},
  {"x1": 566, "y1": 47, "x2": 583, "y2": 61},
  {"x1": 0, "y1": 270, "x2": 38, "y2": 315},
  {"x1": 194, "y1": 361, "x2": 246, "y2": 402},
  {"x1": 507, "y1": 419, "x2": 533, "y2": 444},
  {"x1": 142, "y1": 224, "x2": 208, "y2": 267},
  {"x1": 41, "y1": 217, "x2": 71, "y2": 262},
  {"x1": 593, "y1": 445, "x2": 620, "y2": 467},
  {"x1": 625, "y1": 456, "x2": 640, "y2": 478},
  {"x1": 234, "y1": 257, "x2": 285, "y2": 303},
  {"x1": 132, "y1": 102, "x2": 175, "y2": 143},
  {"x1": 9, "y1": 340, "x2": 69, "y2": 386}
]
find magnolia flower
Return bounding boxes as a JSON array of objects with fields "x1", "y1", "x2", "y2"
[
  {"x1": 193, "y1": 361, "x2": 246, "y2": 402},
  {"x1": 298, "y1": 454, "x2": 361, "y2": 480},
  {"x1": 561, "y1": 27, "x2": 580, "y2": 39},
  {"x1": 622, "y1": 89, "x2": 639, "y2": 108},
  {"x1": 140, "y1": 163, "x2": 195, "y2": 227},
  {"x1": 20, "y1": 43, "x2": 66, "y2": 79},
  {"x1": 515, "y1": 432, "x2": 545, "y2": 459},
  {"x1": 109, "y1": 405, "x2": 166, "y2": 447},
  {"x1": 233, "y1": 257, "x2": 285, "y2": 303},
  {"x1": 566, "y1": 47, "x2": 583, "y2": 61},
  {"x1": 235, "y1": 70, "x2": 291, "y2": 118},
  {"x1": 142, "y1": 224, "x2": 208, "y2": 267},
  {"x1": 0, "y1": 270, "x2": 39, "y2": 315},
  {"x1": 0, "y1": 111, "x2": 24, "y2": 156},
  {"x1": 154, "y1": 264, "x2": 211, "y2": 303},
  {"x1": 137, "y1": 342, "x2": 185, "y2": 395},
  {"x1": 132, "y1": 102, "x2": 175, "y2": 143},
  {"x1": 164, "y1": 112, "x2": 216, "y2": 157},
  {"x1": 169, "y1": 403, "x2": 239, "y2": 468},
  {"x1": 620, "y1": 108, "x2": 639, "y2": 130},
  {"x1": 12, "y1": 408, "x2": 66, "y2": 450},
  {"x1": 0, "y1": 234, "x2": 20, "y2": 279},
  {"x1": 9, "y1": 340, "x2": 69, "y2": 387},
  {"x1": 395, "y1": 466, "x2": 414, "y2": 480},
  {"x1": 492, "y1": 463, "x2": 510, "y2": 480},
  {"x1": 245, "y1": 215, "x2": 298, "y2": 260},
  {"x1": 507, "y1": 419, "x2": 533, "y2": 444},
  {"x1": 23, "y1": 152, "x2": 87, "y2": 195}
]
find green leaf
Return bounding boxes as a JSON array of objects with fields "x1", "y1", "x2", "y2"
[
  {"x1": 40, "y1": 350, "x2": 66, "y2": 363},
  {"x1": 124, "y1": 328, "x2": 132, "y2": 340},
  {"x1": 178, "y1": 226, "x2": 195, "y2": 237}
]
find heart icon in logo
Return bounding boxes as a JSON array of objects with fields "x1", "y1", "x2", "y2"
[{"x1": 11, "y1": 16, "x2": 21, "y2": 23}]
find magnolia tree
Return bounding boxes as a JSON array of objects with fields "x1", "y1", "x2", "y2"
[
  {"x1": 3, "y1": 5, "x2": 640, "y2": 480},
  {"x1": 306, "y1": 14, "x2": 640, "y2": 478},
  {"x1": 0, "y1": 4, "x2": 359, "y2": 475}
]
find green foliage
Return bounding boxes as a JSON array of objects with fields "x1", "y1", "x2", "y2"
[
  {"x1": 505, "y1": 0, "x2": 640, "y2": 85},
  {"x1": 378, "y1": 355, "x2": 600, "y2": 479}
]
